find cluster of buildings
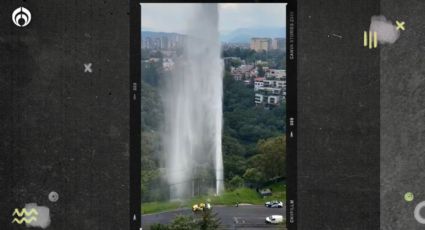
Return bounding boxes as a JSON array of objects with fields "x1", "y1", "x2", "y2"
[
  {"x1": 222, "y1": 43, "x2": 250, "y2": 49},
  {"x1": 254, "y1": 69, "x2": 286, "y2": 106},
  {"x1": 142, "y1": 58, "x2": 175, "y2": 71},
  {"x1": 230, "y1": 65, "x2": 286, "y2": 107},
  {"x1": 142, "y1": 33, "x2": 186, "y2": 50},
  {"x1": 250, "y1": 37, "x2": 285, "y2": 52},
  {"x1": 142, "y1": 32, "x2": 286, "y2": 107},
  {"x1": 230, "y1": 64, "x2": 256, "y2": 81}
]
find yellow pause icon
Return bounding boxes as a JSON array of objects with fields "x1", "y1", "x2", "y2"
[{"x1": 364, "y1": 31, "x2": 378, "y2": 49}]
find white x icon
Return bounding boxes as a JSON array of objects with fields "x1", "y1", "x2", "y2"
[
  {"x1": 84, "y1": 63, "x2": 92, "y2": 73},
  {"x1": 396, "y1": 20, "x2": 405, "y2": 31}
]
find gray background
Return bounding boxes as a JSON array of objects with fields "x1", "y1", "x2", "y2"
[
  {"x1": 380, "y1": 0, "x2": 425, "y2": 229},
  {"x1": 298, "y1": 0, "x2": 380, "y2": 229},
  {"x1": 0, "y1": 0, "x2": 130, "y2": 229},
  {"x1": 298, "y1": 0, "x2": 425, "y2": 229}
]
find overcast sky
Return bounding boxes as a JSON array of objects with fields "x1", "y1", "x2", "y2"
[{"x1": 141, "y1": 3, "x2": 286, "y2": 33}]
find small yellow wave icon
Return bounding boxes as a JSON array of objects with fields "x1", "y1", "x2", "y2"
[
  {"x1": 12, "y1": 208, "x2": 38, "y2": 217},
  {"x1": 12, "y1": 216, "x2": 37, "y2": 224},
  {"x1": 12, "y1": 208, "x2": 38, "y2": 225}
]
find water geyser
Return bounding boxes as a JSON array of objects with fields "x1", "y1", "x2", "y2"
[{"x1": 163, "y1": 3, "x2": 224, "y2": 200}]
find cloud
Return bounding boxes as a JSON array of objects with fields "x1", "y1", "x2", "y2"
[
  {"x1": 218, "y1": 3, "x2": 286, "y2": 31},
  {"x1": 141, "y1": 3, "x2": 196, "y2": 33},
  {"x1": 141, "y1": 3, "x2": 286, "y2": 33},
  {"x1": 220, "y1": 3, "x2": 239, "y2": 10}
]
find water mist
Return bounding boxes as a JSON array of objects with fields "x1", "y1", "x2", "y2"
[{"x1": 163, "y1": 4, "x2": 224, "y2": 200}]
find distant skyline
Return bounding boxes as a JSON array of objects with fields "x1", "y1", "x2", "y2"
[{"x1": 141, "y1": 3, "x2": 286, "y2": 34}]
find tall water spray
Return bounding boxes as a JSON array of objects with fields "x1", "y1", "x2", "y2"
[{"x1": 163, "y1": 4, "x2": 224, "y2": 199}]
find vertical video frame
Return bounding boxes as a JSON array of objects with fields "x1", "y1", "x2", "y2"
[{"x1": 136, "y1": 2, "x2": 293, "y2": 229}]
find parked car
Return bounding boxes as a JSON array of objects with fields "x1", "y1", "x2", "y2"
[
  {"x1": 265, "y1": 200, "x2": 283, "y2": 208},
  {"x1": 265, "y1": 215, "x2": 284, "y2": 224},
  {"x1": 259, "y1": 188, "x2": 272, "y2": 196}
]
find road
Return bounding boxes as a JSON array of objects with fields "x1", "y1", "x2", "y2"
[{"x1": 142, "y1": 205, "x2": 286, "y2": 230}]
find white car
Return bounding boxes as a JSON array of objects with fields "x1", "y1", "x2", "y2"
[
  {"x1": 265, "y1": 215, "x2": 284, "y2": 224},
  {"x1": 265, "y1": 200, "x2": 283, "y2": 208}
]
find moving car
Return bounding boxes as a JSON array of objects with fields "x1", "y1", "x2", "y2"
[
  {"x1": 192, "y1": 202, "x2": 211, "y2": 212},
  {"x1": 265, "y1": 200, "x2": 283, "y2": 208},
  {"x1": 265, "y1": 215, "x2": 284, "y2": 224}
]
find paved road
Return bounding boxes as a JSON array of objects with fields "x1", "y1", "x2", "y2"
[{"x1": 142, "y1": 205, "x2": 286, "y2": 230}]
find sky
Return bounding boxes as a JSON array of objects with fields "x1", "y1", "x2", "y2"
[{"x1": 141, "y1": 3, "x2": 286, "y2": 34}]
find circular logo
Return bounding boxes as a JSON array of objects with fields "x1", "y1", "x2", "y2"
[
  {"x1": 414, "y1": 201, "x2": 425, "y2": 224},
  {"x1": 12, "y1": 7, "x2": 31, "y2": 27},
  {"x1": 405, "y1": 192, "x2": 414, "y2": 202},
  {"x1": 48, "y1": 191, "x2": 59, "y2": 202}
]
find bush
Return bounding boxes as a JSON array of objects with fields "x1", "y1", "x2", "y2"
[
  {"x1": 199, "y1": 210, "x2": 221, "y2": 230},
  {"x1": 169, "y1": 215, "x2": 197, "y2": 230},
  {"x1": 243, "y1": 168, "x2": 265, "y2": 186},
  {"x1": 150, "y1": 223, "x2": 170, "y2": 230},
  {"x1": 228, "y1": 176, "x2": 244, "y2": 190}
]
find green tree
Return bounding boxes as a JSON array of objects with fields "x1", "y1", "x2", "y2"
[
  {"x1": 228, "y1": 175, "x2": 245, "y2": 190},
  {"x1": 141, "y1": 82, "x2": 163, "y2": 131},
  {"x1": 243, "y1": 168, "x2": 265, "y2": 186},
  {"x1": 246, "y1": 154, "x2": 264, "y2": 169},
  {"x1": 198, "y1": 210, "x2": 221, "y2": 230},
  {"x1": 222, "y1": 135, "x2": 245, "y2": 156},
  {"x1": 257, "y1": 65, "x2": 265, "y2": 77},
  {"x1": 170, "y1": 215, "x2": 197, "y2": 230},
  {"x1": 230, "y1": 59, "x2": 241, "y2": 68},
  {"x1": 256, "y1": 135, "x2": 286, "y2": 179},
  {"x1": 222, "y1": 69, "x2": 286, "y2": 177},
  {"x1": 152, "y1": 50, "x2": 163, "y2": 59},
  {"x1": 223, "y1": 155, "x2": 246, "y2": 180},
  {"x1": 142, "y1": 61, "x2": 163, "y2": 87},
  {"x1": 141, "y1": 48, "x2": 150, "y2": 60}
]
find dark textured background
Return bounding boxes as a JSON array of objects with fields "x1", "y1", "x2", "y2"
[
  {"x1": 297, "y1": 0, "x2": 380, "y2": 229},
  {"x1": 380, "y1": 0, "x2": 425, "y2": 229},
  {"x1": 0, "y1": 0, "x2": 130, "y2": 229},
  {"x1": 1, "y1": 0, "x2": 424, "y2": 229}
]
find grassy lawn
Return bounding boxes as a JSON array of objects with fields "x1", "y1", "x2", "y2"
[
  {"x1": 141, "y1": 201, "x2": 183, "y2": 214},
  {"x1": 142, "y1": 183, "x2": 286, "y2": 214}
]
